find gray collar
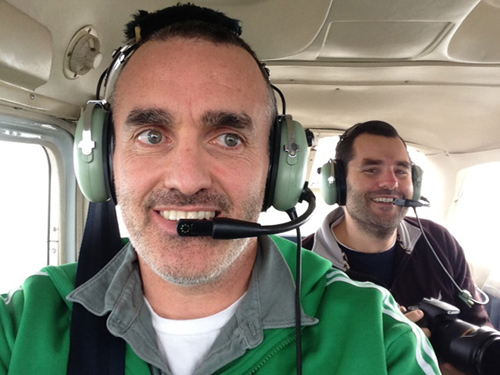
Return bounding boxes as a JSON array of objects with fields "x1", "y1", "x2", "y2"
[
  {"x1": 312, "y1": 207, "x2": 422, "y2": 270},
  {"x1": 67, "y1": 236, "x2": 317, "y2": 374}
]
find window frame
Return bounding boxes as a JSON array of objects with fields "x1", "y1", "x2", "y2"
[{"x1": 0, "y1": 108, "x2": 77, "y2": 266}]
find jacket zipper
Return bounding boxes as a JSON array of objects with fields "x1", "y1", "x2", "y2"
[{"x1": 244, "y1": 334, "x2": 297, "y2": 375}]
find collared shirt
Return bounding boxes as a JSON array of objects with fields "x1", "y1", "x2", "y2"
[
  {"x1": 1, "y1": 234, "x2": 442, "y2": 374},
  {"x1": 67, "y1": 237, "x2": 317, "y2": 374}
]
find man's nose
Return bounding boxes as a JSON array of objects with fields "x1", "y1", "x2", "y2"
[
  {"x1": 378, "y1": 170, "x2": 398, "y2": 190},
  {"x1": 163, "y1": 141, "x2": 212, "y2": 196}
]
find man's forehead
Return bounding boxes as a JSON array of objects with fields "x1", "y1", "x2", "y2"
[
  {"x1": 132, "y1": 37, "x2": 256, "y2": 71},
  {"x1": 116, "y1": 38, "x2": 267, "y2": 95},
  {"x1": 352, "y1": 134, "x2": 410, "y2": 162},
  {"x1": 112, "y1": 38, "x2": 273, "y2": 129}
]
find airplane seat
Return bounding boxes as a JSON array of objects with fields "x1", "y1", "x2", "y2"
[
  {"x1": 468, "y1": 263, "x2": 500, "y2": 329},
  {"x1": 483, "y1": 279, "x2": 500, "y2": 330},
  {"x1": 469, "y1": 262, "x2": 491, "y2": 289}
]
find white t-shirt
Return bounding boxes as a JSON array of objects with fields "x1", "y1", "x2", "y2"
[{"x1": 144, "y1": 295, "x2": 244, "y2": 375}]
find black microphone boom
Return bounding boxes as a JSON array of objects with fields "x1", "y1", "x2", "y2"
[
  {"x1": 177, "y1": 188, "x2": 316, "y2": 239},
  {"x1": 178, "y1": 218, "x2": 268, "y2": 239},
  {"x1": 393, "y1": 197, "x2": 430, "y2": 208}
]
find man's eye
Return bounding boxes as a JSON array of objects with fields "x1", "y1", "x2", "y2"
[
  {"x1": 138, "y1": 130, "x2": 163, "y2": 145},
  {"x1": 218, "y1": 133, "x2": 242, "y2": 147}
]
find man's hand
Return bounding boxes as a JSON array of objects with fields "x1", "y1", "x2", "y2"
[
  {"x1": 440, "y1": 362, "x2": 467, "y2": 375},
  {"x1": 400, "y1": 306, "x2": 466, "y2": 375},
  {"x1": 399, "y1": 306, "x2": 430, "y2": 337}
]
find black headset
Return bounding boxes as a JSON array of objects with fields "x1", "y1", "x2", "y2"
[
  {"x1": 318, "y1": 126, "x2": 424, "y2": 206},
  {"x1": 73, "y1": 43, "x2": 310, "y2": 213}
]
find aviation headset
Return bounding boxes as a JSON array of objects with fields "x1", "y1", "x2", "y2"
[
  {"x1": 71, "y1": 7, "x2": 312, "y2": 375},
  {"x1": 318, "y1": 122, "x2": 423, "y2": 206},
  {"x1": 318, "y1": 122, "x2": 492, "y2": 310},
  {"x1": 73, "y1": 38, "x2": 309, "y2": 214}
]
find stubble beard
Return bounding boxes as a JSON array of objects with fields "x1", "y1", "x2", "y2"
[
  {"x1": 345, "y1": 184, "x2": 408, "y2": 240},
  {"x1": 117, "y1": 187, "x2": 263, "y2": 286}
]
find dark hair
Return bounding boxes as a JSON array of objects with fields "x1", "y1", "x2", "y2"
[
  {"x1": 111, "y1": 3, "x2": 276, "y2": 120},
  {"x1": 125, "y1": 4, "x2": 242, "y2": 41},
  {"x1": 126, "y1": 4, "x2": 270, "y2": 85},
  {"x1": 335, "y1": 120, "x2": 407, "y2": 170}
]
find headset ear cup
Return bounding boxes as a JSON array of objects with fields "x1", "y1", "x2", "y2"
[
  {"x1": 320, "y1": 159, "x2": 346, "y2": 205},
  {"x1": 73, "y1": 102, "x2": 112, "y2": 202},
  {"x1": 266, "y1": 115, "x2": 308, "y2": 212},
  {"x1": 336, "y1": 160, "x2": 347, "y2": 205},
  {"x1": 262, "y1": 118, "x2": 280, "y2": 211},
  {"x1": 320, "y1": 159, "x2": 337, "y2": 205},
  {"x1": 412, "y1": 164, "x2": 423, "y2": 201},
  {"x1": 103, "y1": 111, "x2": 116, "y2": 203}
]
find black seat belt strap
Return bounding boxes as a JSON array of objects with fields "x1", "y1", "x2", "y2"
[{"x1": 67, "y1": 200, "x2": 126, "y2": 375}]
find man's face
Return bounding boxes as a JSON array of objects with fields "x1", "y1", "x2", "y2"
[
  {"x1": 112, "y1": 38, "x2": 272, "y2": 285},
  {"x1": 344, "y1": 134, "x2": 413, "y2": 238}
]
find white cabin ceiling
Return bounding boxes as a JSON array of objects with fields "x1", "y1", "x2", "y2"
[{"x1": 1, "y1": 0, "x2": 500, "y2": 154}]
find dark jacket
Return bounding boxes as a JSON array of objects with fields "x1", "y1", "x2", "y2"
[{"x1": 302, "y1": 207, "x2": 491, "y2": 327}]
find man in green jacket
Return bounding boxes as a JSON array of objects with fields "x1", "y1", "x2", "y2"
[{"x1": 0, "y1": 4, "x2": 441, "y2": 374}]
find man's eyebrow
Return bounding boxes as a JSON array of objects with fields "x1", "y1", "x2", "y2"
[
  {"x1": 123, "y1": 109, "x2": 256, "y2": 132},
  {"x1": 396, "y1": 160, "x2": 412, "y2": 169},
  {"x1": 202, "y1": 111, "x2": 254, "y2": 131},
  {"x1": 360, "y1": 158, "x2": 412, "y2": 169},
  {"x1": 124, "y1": 108, "x2": 174, "y2": 127},
  {"x1": 360, "y1": 158, "x2": 383, "y2": 166}
]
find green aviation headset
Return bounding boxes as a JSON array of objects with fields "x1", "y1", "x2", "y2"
[
  {"x1": 319, "y1": 158, "x2": 423, "y2": 205},
  {"x1": 318, "y1": 123, "x2": 423, "y2": 206},
  {"x1": 70, "y1": 7, "x2": 312, "y2": 375},
  {"x1": 73, "y1": 42, "x2": 310, "y2": 213}
]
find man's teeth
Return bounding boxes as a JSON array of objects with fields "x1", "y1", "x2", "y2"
[
  {"x1": 159, "y1": 210, "x2": 216, "y2": 220},
  {"x1": 373, "y1": 197, "x2": 396, "y2": 203}
]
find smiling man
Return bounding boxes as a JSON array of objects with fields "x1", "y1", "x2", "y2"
[
  {"x1": 0, "y1": 6, "x2": 441, "y2": 375},
  {"x1": 303, "y1": 120, "x2": 491, "y2": 374},
  {"x1": 112, "y1": 37, "x2": 270, "y2": 309},
  {"x1": 338, "y1": 132, "x2": 413, "y2": 244}
]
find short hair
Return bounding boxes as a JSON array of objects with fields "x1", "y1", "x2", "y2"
[
  {"x1": 111, "y1": 4, "x2": 277, "y2": 121},
  {"x1": 126, "y1": 5, "x2": 271, "y2": 87},
  {"x1": 335, "y1": 120, "x2": 407, "y2": 170}
]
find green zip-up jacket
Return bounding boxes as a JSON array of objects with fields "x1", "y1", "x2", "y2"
[{"x1": 0, "y1": 235, "x2": 440, "y2": 374}]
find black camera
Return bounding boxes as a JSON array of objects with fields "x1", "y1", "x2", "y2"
[{"x1": 416, "y1": 298, "x2": 500, "y2": 375}]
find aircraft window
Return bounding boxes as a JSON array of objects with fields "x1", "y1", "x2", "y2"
[
  {"x1": 0, "y1": 140, "x2": 49, "y2": 291},
  {"x1": 307, "y1": 135, "x2": 341, "y2": 192},
  {"x1": 449, "y1": 162, "x2": 500, "y2": 291}
]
